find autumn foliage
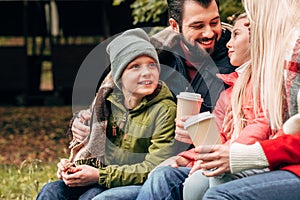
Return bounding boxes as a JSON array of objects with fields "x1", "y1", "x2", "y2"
[{"x1": 0, "y1": 106, "x2": 73, "y2": 165}]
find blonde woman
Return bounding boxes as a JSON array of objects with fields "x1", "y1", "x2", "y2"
[{"x1": 191, "y1": 0, "x2": 300, "y2": 199}]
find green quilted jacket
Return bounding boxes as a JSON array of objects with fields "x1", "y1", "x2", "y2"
[{"x1": 98, "y1": 81, "x2": 177, "y2": 188}]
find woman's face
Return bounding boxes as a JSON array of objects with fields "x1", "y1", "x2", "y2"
[
  {"x1": 121, "y1": 55, "x2": 159, "y2": 100},
  {"x1": 226, "y1": 17, "x2": 250, "y2": 67}
]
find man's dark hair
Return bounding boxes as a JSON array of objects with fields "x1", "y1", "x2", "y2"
[{"x1": 167, "y1": 0, "x2": 220, "y2": 27}]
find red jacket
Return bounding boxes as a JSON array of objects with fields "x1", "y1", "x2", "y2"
[
  {"x1": 260, "y1": 133, "x2": 300, "y2": 177},
  {"x1": 214, "y1": 72, "x2": 272, "y2": 144}
]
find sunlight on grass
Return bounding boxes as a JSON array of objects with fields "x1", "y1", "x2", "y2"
[{"x1": 0, "y1": 160, "x2": 58, "y2": 199}]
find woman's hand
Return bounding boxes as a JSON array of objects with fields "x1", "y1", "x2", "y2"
[{"x1": 190, "y1": 144, "x2": 231, "y2": 177}]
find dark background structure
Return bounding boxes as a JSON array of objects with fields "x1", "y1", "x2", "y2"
[{"x1": 0, "y1": 0, "x2": 167, "y2": 106}]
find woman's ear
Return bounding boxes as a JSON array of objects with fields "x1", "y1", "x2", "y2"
[{"x1": 169, "y1": 18, "x2": 180, "y2": 33}]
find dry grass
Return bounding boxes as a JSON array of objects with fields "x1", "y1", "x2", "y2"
[
  {"x1": 0, "y1": 106, "x2": 74, "y2": 199},
  {"x1": 0, "y1": 106, "x2": 72, "y2": 165}
]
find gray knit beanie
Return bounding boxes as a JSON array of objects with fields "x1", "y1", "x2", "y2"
[{"x1": 106, "y1": 28, "x2": 160, "y2": 89}]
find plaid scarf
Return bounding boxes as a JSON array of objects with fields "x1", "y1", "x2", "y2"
[
  {"x1": 285, "y1": 36, "x2": 300, "y2": 117},
  {"x1": 68, "y1": 72, "x2": 114, "y2": 168}
]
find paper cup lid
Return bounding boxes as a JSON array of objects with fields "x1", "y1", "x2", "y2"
[
  {"x1": 184, "y1": 111, "x2": 214, "y2": 129},
  {"x1": 176, "y1": 92, "x2": 202, "y2": 101}
]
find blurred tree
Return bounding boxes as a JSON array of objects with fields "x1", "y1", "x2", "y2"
[
  {"x1": 113, "y1": 0, "x2": 244, "y2": 25},
  {"x1": 113, "y1": 0, "x2": 168, "y2": 25},
  {"x1": 219, "y1": 0, "x2": 244, "y2": 23}
]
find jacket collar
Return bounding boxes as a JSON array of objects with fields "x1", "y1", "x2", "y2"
[{"x1": 216, "y1": 61, "x2": 250, "y2": 86}]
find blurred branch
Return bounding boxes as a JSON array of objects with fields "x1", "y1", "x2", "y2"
[
  {"x1": 113, "y1": 0, "x2": 167, "y2": 25},
  {"x1": 113, "y1": 0, "x2": 244, "y2": 25}
]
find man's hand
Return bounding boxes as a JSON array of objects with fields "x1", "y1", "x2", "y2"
[
  {"x1": 190, "y1": 144, "x2": 230, "y2": 177},
  {"x1": 157, "y1": 155, "x2": 192, "y2": 168},
  {"x1": 171, "y1": 156, "x2": 193, "y2": 168},
  {"x1": 61, "y1": 165, "x2": 99, "y2": 187},
  {"x1": 175, "y1": 116, "x2": 193, "y2": 144},
  {"x1": 71, "y1": 110, "x2": 91, "y2": 142}
]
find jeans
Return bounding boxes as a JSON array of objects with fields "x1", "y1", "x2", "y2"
[
  {"x1": 182, "y1": 170, "x2": 209, "y2": 200},
  {"x1": 92, "y1": 185, "x2": 141, "y2": 200},
  {"x1": 183, "y1": 168, "x2": 269, "y2": 200},
  {"x1": 37, "y1": 180, "x2": 141, "y2": 200},
  {"x1": 203, "y1": 170, "x2": 300, "y2": 200},
  {"x1": 136, "y1": 166, "x2": 191, "y2": 200},
  {"x1": 36, "y1": 180, "x2": 105, "y2": 200}
]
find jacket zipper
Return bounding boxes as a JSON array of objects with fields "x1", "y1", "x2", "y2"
[{"x1": 119, "y1": 112, "x2": 128, "y2": 140}]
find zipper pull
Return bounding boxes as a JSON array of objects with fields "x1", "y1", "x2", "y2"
[
  {"x1": 119, "y1": 113, "x2": 127, "y2": 130},
  {"x1": 112, "y1": 117, "x2": 117, "y2": 137}
]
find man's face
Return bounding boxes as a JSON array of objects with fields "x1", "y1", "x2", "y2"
[{"x1": 180, "y1": 0, "x2": 222, "y2": 55}]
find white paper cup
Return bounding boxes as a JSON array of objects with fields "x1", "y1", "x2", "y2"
[
  {"x1": 184, "y1": 112, "x2": 220, "y2": 146},
  {"x1": 175, "y1": 92, "x2": 203, "y2": 143},
  {"x1": 176, "y1": 92, "x2": 203, "y2": 120}
]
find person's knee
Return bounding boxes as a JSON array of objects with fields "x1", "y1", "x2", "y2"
[
  {"x1": 92, "y1": 186, "x2": 140, "y2": 200},
  {"x1": 37, "y1": 182, "x2": 62, "y2": 199},
  {"x1": 149, "y1": 166, "x2": 175, "y2": 180},
  {"x1": 40, "y1": 182, "x2": 55, "y2": 194},
  {"x1": 152, "y1": 166, "x2": 174, "y2": 174},
  {"x1": 203, "y1": 187, "x2": 223, "y2": 199},
  {"x1": 184, "y1": 170, "x2": 207, "y2": 189},
  {"x1": 143, "y1": 166, "x2": 182, "y2": 192},
  {"x1": 183, "y1": 170, "x2": 209, "y2": 200}
]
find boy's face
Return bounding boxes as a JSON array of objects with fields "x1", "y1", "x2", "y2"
[
  {"x1": 121, "y1": 55, "x2": 159, "y2": 100},
  {"x1": 171, "y1": 0, "x2": 222, "y2": 55}
]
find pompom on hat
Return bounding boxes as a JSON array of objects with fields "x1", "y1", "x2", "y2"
[{"x1": 106, "y1": 28, "x2": 160, "y2": 89}]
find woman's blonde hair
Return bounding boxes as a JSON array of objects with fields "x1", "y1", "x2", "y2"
[{"x1": 243, "y1": 0, "x2": 300, "y2": 130}]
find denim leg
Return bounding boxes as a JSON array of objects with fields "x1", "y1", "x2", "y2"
[
  {"x1": 209, "y1": 168, "x2": 270, "y2": 188},
  {"x1": 92, "y1": 185, "x2": 141, "y2": 200},
  {"x1": 37, "y1": 180, "x2": 105, "y2": 200},
  {"x1": 136, "y1": 166, "x2": 191, "y2": 200},
  {"x1": 203, "y1": 170, "x2": 300, "y2": 200},
  {"x1": 79, "y1": 184, "x2": 106, "y2": 200},
  {"x1": 183, "y1": 170, "x2": 209, "y2": 200}
]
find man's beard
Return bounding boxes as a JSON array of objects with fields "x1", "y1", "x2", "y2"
[{"x1": 180, "y1": 34, "x2": 217, "y2": 56}]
